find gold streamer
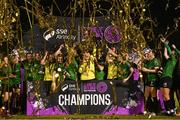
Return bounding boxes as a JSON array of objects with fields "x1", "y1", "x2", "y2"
[{"x1": 0, "y1": 0, "x2": 179, "y2": 53}]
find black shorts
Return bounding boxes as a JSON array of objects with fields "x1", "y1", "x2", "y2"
[
  {"x1": 160, "y1": 76, "x2": 173, "y2": 88},
  {"x1": 145, "y1": 80, "x2": 158, "y2": 87}
]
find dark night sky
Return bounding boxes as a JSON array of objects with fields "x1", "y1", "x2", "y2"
[{"x1": 16, "y1": 0, "x2": 180, "y2": 49}]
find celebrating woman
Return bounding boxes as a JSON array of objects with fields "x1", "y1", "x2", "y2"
[
  {"x1": 0, "y1": 55, "x2": 15, "y2": 115},
  {"x1": 140, "y1": 48, "x2": 161, "y2": 116},
  {"x1": 79, "y1": 48, "x2": 96, "y2": 81},
  {"x1": 160, "y1": 39, "x2": 180, "y2": 115}
]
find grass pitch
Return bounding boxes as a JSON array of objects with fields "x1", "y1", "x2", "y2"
[{"x1": 0, "y1": 114, "x2": 180, "y2": 120}]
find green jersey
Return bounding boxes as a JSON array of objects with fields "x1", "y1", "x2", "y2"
[
  {"x1": 0, "y1": 65, "x2": 13, "y2": 86},
  {"x1": 12, "y1": 63, "x2": 21, "y2": 85},
  {"x1": 65, "y1": 59, "x2": 78, "y2": 80},
  {"x1": 144, "y1": 58, "x2": 160, "y2": 81},
  {"x1": 33, "y1": 60, "x2": 44, "y2": 81},
  {"x1": 116, "y1": 61, "x2": 131, "y2": 80},
  {"x1": 55, "y1": 63, "x2": 65, "y2": 81},
  {"x1": 95, "y1": 60, "x2": 105, "y2": 80},
  {"x1": 162, "y1": 43, "x2": 177, "y2": 78},
  {"x1": 23, "y1": 61, "x2": 34, "y2": 81},
  {"x1": 162, "y1": 55, "x2": 176, "y2": 78},
  {"x1": 95, "y1": 70, "x2": 105, "y2": 80}
]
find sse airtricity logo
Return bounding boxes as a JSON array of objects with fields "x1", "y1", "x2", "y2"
[{"x1": 61, "y1": 84, "x2": 68, "y2": 92}]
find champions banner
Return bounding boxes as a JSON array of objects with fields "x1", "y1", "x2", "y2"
[{"x1": 27, "y1": 80, "x2": 144, "y2": 115}]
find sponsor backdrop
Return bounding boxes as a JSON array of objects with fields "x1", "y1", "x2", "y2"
[
  {"x1": 27, "y1": 80, "x2": 144, "y2": 115},
  {"x1": 23, "y1": 17, "x2": 121, "y2": 52}
]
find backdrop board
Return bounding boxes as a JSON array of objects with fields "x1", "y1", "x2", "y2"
[
  {"x1": 27, "y1": 80, "x2": 144, "y2": 115},
  {"x1": 23, "y1": 17, "x2": 120, "y2": 52}
]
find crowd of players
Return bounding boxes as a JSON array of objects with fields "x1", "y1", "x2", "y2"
[{"x1": 0, "y1": 37, "x2": 180, "y2": 116}]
